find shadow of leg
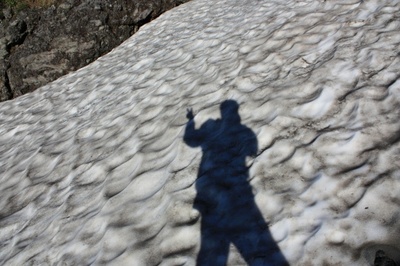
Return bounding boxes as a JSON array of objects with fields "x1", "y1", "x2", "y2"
[{"x1": 197, "y1": 229, "x2": 230, "y2": 266}]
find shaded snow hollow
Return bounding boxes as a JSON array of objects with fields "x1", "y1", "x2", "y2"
[{"x1": 1, "y1": 0, "x2": 400, "y2": 265}]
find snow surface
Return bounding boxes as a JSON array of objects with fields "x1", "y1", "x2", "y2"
[{"x1": 1, "y1": 0, "x2": 400, "y2": 265}]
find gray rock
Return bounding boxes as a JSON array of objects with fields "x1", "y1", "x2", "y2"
[
  {"x1": 0, "y1": 0, "x2": 191, "y2": 101},
  {"x1": 7, "y1": 19, "x2": 27, "y2": 46},
  {"x1": 375, "y1": 250, "x2": 398, "y2": 266}
]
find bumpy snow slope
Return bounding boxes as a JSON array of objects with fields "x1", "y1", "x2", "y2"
[{"x1": 1, "y1": 0, "x2": 400, "y2": 265}]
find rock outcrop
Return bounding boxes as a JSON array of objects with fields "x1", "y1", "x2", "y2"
[{"x1": 0, "y1": 0, "x2": 190, "y2": 101}]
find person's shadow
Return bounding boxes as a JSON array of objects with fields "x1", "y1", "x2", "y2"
[{"x1": 184, "y1": 100, "x2": 288, "y2": 266}]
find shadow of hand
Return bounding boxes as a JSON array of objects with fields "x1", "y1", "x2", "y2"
[{"x1": 186, "y1": 108, "x2": 195, "y2": 120}]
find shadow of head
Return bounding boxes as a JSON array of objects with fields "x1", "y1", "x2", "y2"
[{"x1": 220, "y1": 100, "x2": 240, "y2": 123}]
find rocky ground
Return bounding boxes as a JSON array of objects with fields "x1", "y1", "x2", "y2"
[{"x1": 0, "y1": 0, "x2": 190, "y2": 101}]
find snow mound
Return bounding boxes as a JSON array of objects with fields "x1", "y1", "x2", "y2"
[{"x1": 1, "y1": 0, "x2": 399, "y2": 265}]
